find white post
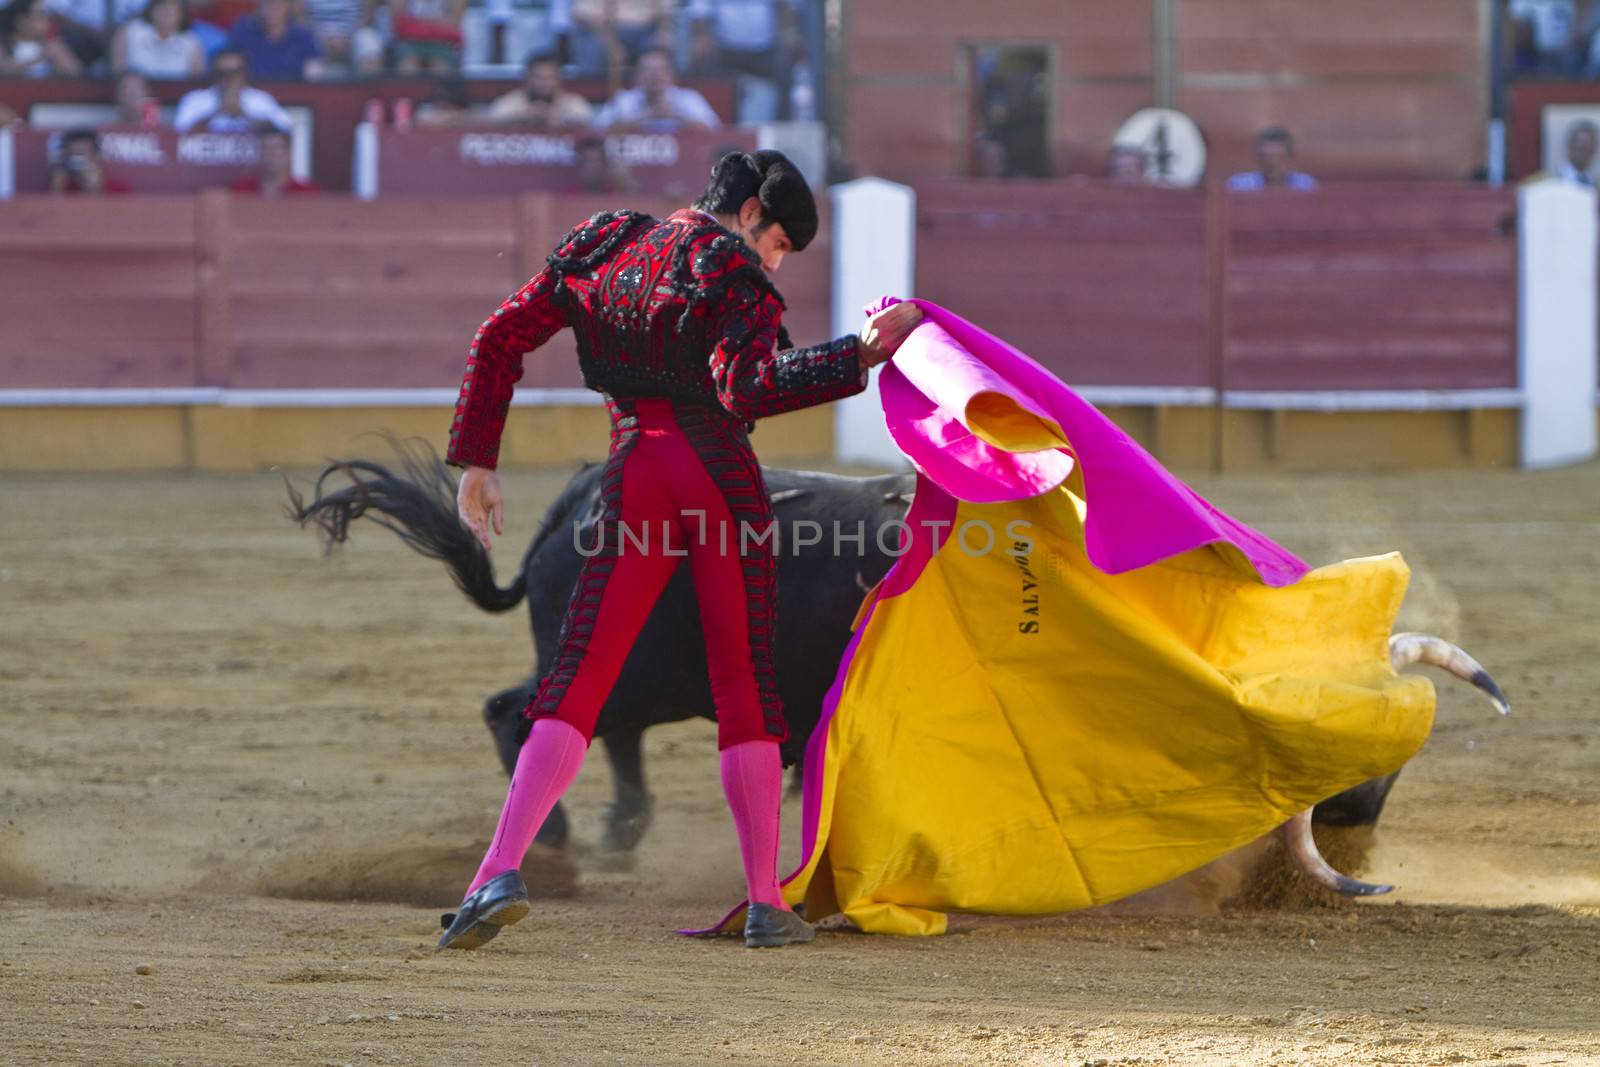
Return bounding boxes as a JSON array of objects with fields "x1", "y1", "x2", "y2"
[
  {"x1": 353, "y1": 121, "x2": 379, "y2": 201},
  {"x1": 0, "y1": 126, "x2": 14, "y2": 200},
  {"x1": 831, "y1": 177, "x2": 914, "y2": 467},
  {"x1": 1518, "y1": 178, "x2": 1598, "y2": 468}
]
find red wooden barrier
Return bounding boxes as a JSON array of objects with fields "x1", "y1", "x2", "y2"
[
  {"x1": 0, "y1": 184, "x2": 1518, "y2": 396},
  {"x1": 1223, "y1": 184, "x2": 1517, "y2": 390},
  {"x1": 914, "y1": 179, "x2": 1213, "y2": 387},
  {"x1": 0, "y1": 192, "x2": 834, "y2": 392}
]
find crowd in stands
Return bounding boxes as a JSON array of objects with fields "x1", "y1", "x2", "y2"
[
  {"x1": 0, "y1": 0, "x2": 811, "y2": 126},
  {"x1": 1509, "y1": 0, "x2": 1600, "y2": 78}
]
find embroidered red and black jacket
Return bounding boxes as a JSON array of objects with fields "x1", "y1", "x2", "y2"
[{"x1": 447, "y1": 208, "x2": 867, "y2": 470}]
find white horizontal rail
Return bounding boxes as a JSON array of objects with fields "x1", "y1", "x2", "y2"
[
  {"x1": 0, "y1": 387, "x2": 1557, "y2": 411},
  {"x1": 0, "y1": 387, "x2": 605, "y2": 407},
  {"x1": 1223, "y1": 389, "x2": 1526, "y2": 412},
  {"x1": 1075, "y1": 386, "x2": 1215, "y2": 406}
]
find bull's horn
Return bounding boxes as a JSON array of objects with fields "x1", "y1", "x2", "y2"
[
  {"x1": 1388, "y1": 633, "x2": 1511, "y2": 716},
  {"x1": 1282, "y1": 810, "x2": 1395, "y2": 896}
]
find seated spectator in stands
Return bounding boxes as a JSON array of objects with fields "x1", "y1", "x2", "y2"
[
  {"x1": 49, "y1": 129, "x2": 133, "y2": 194},
  {"x1": 413, "y1": 75, "x2": 474, "y2": 125},
  {"x1": 567, "y1": 132, "x2": 636, "y2": 193},
  {"x1": 302, "y1": 0, "x2": 381, "y2": 75},
  {"x1": 229, "y1": 125, "x2": 317, "y2": 194},
  {"x1": 0, "y1": 0, "x2": 83, "y2": 76},
  {"x1": 592, "y1": 47, "x2": 719, "y2": 132},
  {"x1": 112, "y1": 0, "x2": 204, "y2": 78},
  {"x1": 42, "y1": 0, "x2": 143, "y2": 68},
  {"x1": 226, "y1": 0, "x2": 320, "y2": 78},
  {"x1": 488, "y1": 52, "x2": 592, "y2": 127},
  {"x1": 1557, "y1": 119, "x2": 1598, "y2": 185},
  {"x1": 561, "y1": 0, "x2": 673, "y2": 77},
  {"x1": 389, "y1": 0, "x2": 465, "y2": 75},
  {"x1": 1107, "y1": 143, "x2": 1148, "y2": 184},
  {"x1": 1508, "y1": 0, "x2": 1578, "y2": 76},
  {"x1": 175, "y1": 48, "x2": 293, "y2": 131},
  {"x1": 685, "y1": 0, "x2": 799, "y2": 124},
  {"x1": 187, "y1": 0, "x2": 251, "y2": 57},
  {"x1": 113, "y1": 69, "x2": 163, "y2": 124},
  {"x1": 1226, "y1": 126, "x2": 1318, "y2": 191}
]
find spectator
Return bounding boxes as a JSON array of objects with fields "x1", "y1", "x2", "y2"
[
  {"x1": 1509, "y1": 0, "x2": 1577, "y2": 76},
  {"x1": 592, "y1": 47, "x2": 719, "y2": 132},
  {"x1": 488, "y1": 52, "x2": 593, "y2": 127},
  {"x1": 49, "y1": 129, "x2": 133, "y2": 194},
  {"x1": 567, "y1": 132, "x2": 635, "y2": 192},
  {"x1": 415, "y1": 75, "x2": 475, "y2": 126},
  {"x1": 174, "y1": 48, "x2": 292, "y2": 131},
  {"x1": 0, "y1": 0, "x2": 83, "y2": 76},
  {"x1": 229, "y1": 126, "x2": 317, "y2": 194},
  {"x1": 301, "y1": 0, "x2": 380, "y2": 75},
  {"x1": 560, "y1": 0, "x2": 673, "y2": 76},
  {"x1": 1107, "y1": 143, "x2": 1148, "y2": 184},
  {"x1": 1557, "y1": 119, "x2": 1598, "y2": 185},
  {"x1": 685, "y1": 0, "x2": 799, "y2": 124},
  {"x1": 112, "y1": 0, "x2": 204, "y2": 78},
  {"x1": 389, "y1": 0, "x2": 465, "y2": 75},
  {"x1": 41, "y1": 0, "x2": 143, "y2": 67},
  {"x1": 113, "y1": 69, "x2": 162, "y2": 125},
  {"x1": 226, "y1": 0, "x2": 319, "y2": 79},
  {"x1": 1226, "y1": 126, "x2": 1318, "y2": 191}
]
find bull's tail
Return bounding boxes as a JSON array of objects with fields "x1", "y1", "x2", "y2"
[
  {"x1": 285, "y1": 437, "x2": 526, "y2": 614},
  {"x1": 1388, "y1": 633, "x2": 1511, "y2": 717}
]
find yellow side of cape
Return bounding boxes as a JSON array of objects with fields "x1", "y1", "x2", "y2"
[{"x1": 786, "y1": 484, "x2": 1435, "y2": 936}]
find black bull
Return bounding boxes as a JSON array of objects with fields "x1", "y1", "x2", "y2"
[{"x1": 290, "y1": 448, "x2": 1399, "y2": 855}]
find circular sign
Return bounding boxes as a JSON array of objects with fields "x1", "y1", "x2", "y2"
[{"x1": 1113, "y1": 108, "x2": 1208, "y2": 188}]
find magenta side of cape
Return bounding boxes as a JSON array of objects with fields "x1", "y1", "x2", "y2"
[{"x1": 880, "y1": 299, "x2": 1309, "y2": 588}]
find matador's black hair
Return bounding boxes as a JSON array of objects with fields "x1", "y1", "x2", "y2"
[{"x1": 692, "y1": 149, "x2": 818, "y2": 251}]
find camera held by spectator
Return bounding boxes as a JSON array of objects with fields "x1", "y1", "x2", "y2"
[
  {"x1": 591, "y1": 46, "x2": 719, "y2": 133},
  {"x1": 174, "y1": 47, "x2": 293, "y2": 132},
  {"x1": 49, "y1": 128, "x2": 134, "y2": 195}
]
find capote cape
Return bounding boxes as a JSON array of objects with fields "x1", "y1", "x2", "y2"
[{"x1": 700, "y1": 300, "x2": 1434, "y2": 936}]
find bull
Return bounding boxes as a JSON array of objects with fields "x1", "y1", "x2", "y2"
[{"x1": 289, "y1": 443, "x2": 1509, "y2": 901}]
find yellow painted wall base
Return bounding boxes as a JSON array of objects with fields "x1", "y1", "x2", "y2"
[
  {"x1": 1216, "y1": 408, "x2": 1521, "y2": 472},
  {"x1": 0, "y1": 404, "x2": 840, "y2": 472}
]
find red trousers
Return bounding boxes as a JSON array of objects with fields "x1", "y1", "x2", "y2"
[{"x1": 525, "y1": 396, "x2": 787, "y2": 749}]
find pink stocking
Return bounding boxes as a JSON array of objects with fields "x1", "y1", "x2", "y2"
[
  {"x1": 466, "y1": 718, "x2": 588, "y2": 896},
  {"x1": 719, "y1": 739, "x2": 789, "y2": 910}
]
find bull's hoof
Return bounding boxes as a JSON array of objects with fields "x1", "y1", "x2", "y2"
[
  {"x1": 743, "y1": 903, "x2": 815, "y2": 949},
  {"x1": 600, "y1": 795, "x2": 655, "y2": 854}
]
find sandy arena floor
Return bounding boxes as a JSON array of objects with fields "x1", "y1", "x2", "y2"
[{"x1": 1, "y1": 457, "x2": 1597, "y2": 1066}]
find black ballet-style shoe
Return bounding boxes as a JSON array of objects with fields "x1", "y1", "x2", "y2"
[
  {"x1": 743, "y1": 902, "x2": 816, "y2": 949},
  {"x1": 436, "y1": 871, "x2": 530, "y2": 952}
]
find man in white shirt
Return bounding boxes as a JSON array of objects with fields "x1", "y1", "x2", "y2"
[
  {"x1": 173, "y1": 48, "x2": 293, "y2": 133},
  {"x1": 591, "y1": 47, "x2": 720, "y2": 132},
  {"x1": 1557, "y1": 120, "x2": 1598, "y2": 185},
  {"x1": 1226, "y1": 126, "x2": 1318, "y2": 192}
]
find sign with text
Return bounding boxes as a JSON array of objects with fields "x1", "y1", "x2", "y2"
[
  {"x1": 372, "y1": 127, "x2": 758, "y2": 197},
  {"x1": 9, "y1": 127, "x2": 263, "y2": 193}
]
